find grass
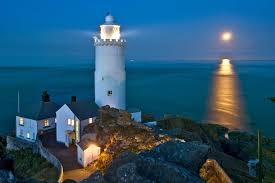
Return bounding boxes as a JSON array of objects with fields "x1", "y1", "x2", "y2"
[
  {"x1": 229, "y1": 131, "x2": 275, "y2": 183},
  {"x1": 7, "y1": 149, "x2": 59, "y2": 182}
]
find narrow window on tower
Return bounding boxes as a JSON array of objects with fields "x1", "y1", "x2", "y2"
[{"x1": 107, "y1": 90, "x2": 112, "y2": 96}]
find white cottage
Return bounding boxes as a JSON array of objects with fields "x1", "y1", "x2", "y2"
[
  {"x1": 16, "y1": 92, "x2": 60, "y2": 142},
  {"x1": 56, "y1": 97, "x2": 99, "y2": 147},
  {"x1": 77, "y1": 138, "x2": 101, "y2": 167}
]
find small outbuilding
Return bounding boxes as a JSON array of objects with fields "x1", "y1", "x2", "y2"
[
  {"x1": 76, "y1": 139, "x2": 101, "y2": 167},
  {"x1": 127, "y1": 108, "x2": 142, "y2": 122}
]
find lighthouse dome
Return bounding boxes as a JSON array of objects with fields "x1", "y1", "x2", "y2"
[{"x1": 105, "y1": 13, "x2": 114, "y2": 24}]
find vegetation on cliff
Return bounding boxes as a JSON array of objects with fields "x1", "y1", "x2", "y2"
[
  {"x1": 7, "y1": 149, "x2": 59, "y2": 182},
  {"x1": 83, "y1": 106, "x2": 171, "y2": 171},
  {"x1": 0, "y1": 136, "x2": 58, "y2": 183},
  {"x1": 0, "y1": 135, "x2": 6, "y2": 159},
  {"x1": 229, "y1": 131, "x2": 275, "y2": 182},
  {"x1": 158, "y1": 116, "x2": 275, "y2": 183},
  {"x1": 269, "y1": 97, "x2": 275, "y2": 102}
]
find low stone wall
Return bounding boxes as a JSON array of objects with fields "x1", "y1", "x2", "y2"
[
  {"x1": 6, "y1": 136, "x2": 63, "y2": 183},
  {"x1": 200, "y1": 159, "x2": 233, "y2": 183}
]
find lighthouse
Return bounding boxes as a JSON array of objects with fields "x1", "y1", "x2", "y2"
[{"x1": 94, "y1": 13, "x2": 126, "y2": 110}]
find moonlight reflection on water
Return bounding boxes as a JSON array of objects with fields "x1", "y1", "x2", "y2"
[{"x1": 207, "y1": 60, "x2": 248, "y2": 131}]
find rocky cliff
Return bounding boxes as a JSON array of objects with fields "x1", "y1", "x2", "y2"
[
  {"x1": 81, "y1": 107, "x2": 236, "y2": 183},
  {"x1": 82, "y1": 106, "x2": 171, "y2": 170}
]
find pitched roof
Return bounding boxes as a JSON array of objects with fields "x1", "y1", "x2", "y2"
[
  {"x1": 66, "y1": 101, "x2": 99, "y2": 121},
  {"x1": 18, "y1": 102, "x2": 60, "y2": 120},
  {"x1": 36, "y1": 102, "x2": 61, "y2": 120},
  {"x1": 127, "y1": 107, "x2": 141, "y2": 113},
  {"x1": 77, "y1": 138, "x2": 99, "y2": 151}
]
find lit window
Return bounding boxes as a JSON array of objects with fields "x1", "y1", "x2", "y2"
[
  {"x1": 55, "y1": 118, "x2": 57, "y2": 123},
  {"x1": 44, "y1": 120, "x2": 49, "y2": 127},
  {"x1": 19, "y1": 118, "x2": 24, "y2": 126},
  {"x1": 68, "y1": 119, "x2": 71, "y2": 125},
  {"x1": 26, "y1": 132, "x2": 30, "y2": 139},
  {"x1": 71, "y1": 119, "x2": 75, "y2": 126},
  {"x1": 107, "y1": 90, "x2": 112, "y2": 96},
  {"x1": 89, "y1": 118, "x2": 93, "y2": 124}
]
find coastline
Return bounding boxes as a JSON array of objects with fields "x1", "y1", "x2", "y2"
[{"x1": 1, "y1": 111, "x2": 275, "y2": 182}]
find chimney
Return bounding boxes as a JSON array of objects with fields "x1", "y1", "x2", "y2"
[
  {"x1": 71, "y1": 96, "x2": 77, "y2": 103},
  {"x1": 42, "y1": 91, "x2": 50, "y2": 102}
]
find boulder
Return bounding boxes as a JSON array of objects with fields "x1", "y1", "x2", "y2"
[
  {"x1": 141, "y1": 140, "x2": 210, "y2": 173},
  {"x1": 104, "y1": 151, "x2": 203, "y2": 183},
  {"x1": 81, "y1": 171, "x2": 107, "y2": 183}
]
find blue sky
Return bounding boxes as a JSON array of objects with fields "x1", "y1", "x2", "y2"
[{"x1": 0, "y1": 0, "x2": 275, "y2": 65}]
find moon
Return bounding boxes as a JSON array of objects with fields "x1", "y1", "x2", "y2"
[{"x1": 221, "y1": 31, "x2": 232, "y2": 42}]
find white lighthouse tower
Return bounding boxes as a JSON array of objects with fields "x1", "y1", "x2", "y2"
[{"x1": 94, "y1": 13, "x2": 126, "y2": 110}]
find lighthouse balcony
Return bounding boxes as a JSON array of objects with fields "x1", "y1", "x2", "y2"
[{"x1": 94, "y1": 38, "x2": 126, "y2": 47}]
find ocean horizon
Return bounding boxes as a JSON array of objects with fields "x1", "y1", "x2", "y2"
[{"x1": 1, "y1": 60, "x2": 275, "y2": 137}]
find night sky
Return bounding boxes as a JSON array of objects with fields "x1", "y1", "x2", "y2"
[{"x1": 1, "y1": 0, "x2": 275, "y2": 65}]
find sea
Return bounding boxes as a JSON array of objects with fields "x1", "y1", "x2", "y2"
[{"x1": 0, "y1": 60, "x2": 275, "y2": 137}]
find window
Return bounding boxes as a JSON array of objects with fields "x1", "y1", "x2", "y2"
[
  {"x1": 33, "y1": 133, "x2": 35, "y2": 139},
  {"x1": 89, "y1": 118, "x2": 93, "y2": 124},
  {"x1": 107, "y1": 90, "x2": 112, "y2": 96},
  {"x1": 44, "y1": 120, "x2": 49, "y2": 127},
  {"x1": 19, "y1": 118, "x2": 24, "y2": 126},
  {"x1": 26, "y1": 132, "x2": 30, "y2": 139},
  {"x1": 68, "y1": 119, "x2": 75, "y2": 126},
  {"x1": 55, "y1": 118, "x2": 57, "y2": 123},
  {"x1": 20, "y1": 129, "x2": 23, "y2": 137}
]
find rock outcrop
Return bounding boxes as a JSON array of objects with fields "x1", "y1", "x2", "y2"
[
  {"x1": 141, "y1": 140, "x2": 210, "y2": 172},
  {"x1": 82, "y1": 106, "x2": 171, "y2": 170},
  {"x1": 0, "y1": 170, "x2": 14, "y2": 183},
  {"x1": 200, "y1": 159, "x2": 233, "y2": 183},
  {"x1": 81, "y1": 141, "x2": 208, "y2": 183}
]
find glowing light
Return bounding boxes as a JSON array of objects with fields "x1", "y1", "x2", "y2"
[
  {"x1": 221, "y1": 31, "x2": 232, "y2": 42},
  {"x1": 221, "y1": 58, "x2": 231, "y2": 65},
  {"x1": 219, "y1": 58, "x2": 233, "y2": 75},
  {"x1": 19, "y1": 117, "x2": 24, "y2": 125},
  {"x1": 207, "y1": 59, "x2": 248, "y2": 131},
  {"x1": 100, "y1": 25, "x2": 121, "y2": 40},
  {"x1": 44, "y1": 120, "x2": 49, "y2": 127}
]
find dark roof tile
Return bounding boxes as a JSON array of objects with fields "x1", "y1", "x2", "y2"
[{"x1": 66, "y1": 101, "x2": 99, "y2": 121}]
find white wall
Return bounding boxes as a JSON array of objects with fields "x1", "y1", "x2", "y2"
[
  {"x1": 95, "y1": 41, "x2": 126, "y2": 110},
  {"x1": 56, "y1": 105, "x2": 78, "y2": 144},
  {"x1": 37, "y1": 117, "x2": 56, "y2": 131},
  {"x1": 80, "y1": 117, "x2": 96, "y2": 133},
  {"x1": 131, "y1": 111, "x2": 142, "y2": 122},
  {"x1": 77, "y1": 144, "x2": 101, "y2": 167},
  {"x1": 16, "y1": 116, "x2": 37, "y2": 142},
  {"x1": 77, "y1": 144, "x2": 84, "y2": 166}
]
